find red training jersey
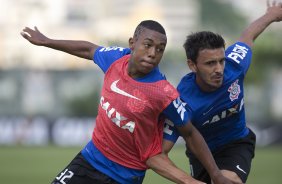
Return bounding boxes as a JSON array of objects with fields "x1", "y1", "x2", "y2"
[{"x1": 92, "y1": 55, "x2": 178, "y2": 170}]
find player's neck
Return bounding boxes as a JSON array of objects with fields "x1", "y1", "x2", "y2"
[{"x1": 127, "y1": 61, "x2": 146, "y2": 79}]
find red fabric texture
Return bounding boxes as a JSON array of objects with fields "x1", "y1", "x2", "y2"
[{"x1": 93, "y1": 55, "x2": 178, "y2": 170}]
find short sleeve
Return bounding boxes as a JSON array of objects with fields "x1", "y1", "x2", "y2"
[
  {"x1": 163, "y1": 118, "x2": 180, "y2": 143},
  {"x1": 93, "y1": 46, "x2": 131, "y2": 73},
  {"x1": 225, "y1": 42, "x2": 252, "y2": 75},
  {"x1": 162, "y1": 97, "x2": 192, "y2": 127}
]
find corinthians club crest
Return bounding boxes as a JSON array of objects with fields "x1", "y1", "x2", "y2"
[{"x1": 228, "y1": 79, "x2": 240, "y2": 101}]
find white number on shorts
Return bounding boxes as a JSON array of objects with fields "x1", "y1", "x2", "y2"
[{"x1": 55, "y1": 169, "x2": 74, "y2": 184}]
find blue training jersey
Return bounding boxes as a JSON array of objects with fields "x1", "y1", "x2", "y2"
[
  {"x1": 164, "y1": 42, "x2": 252, "y2": 153},
  {"x1": 81, "y1": 46, "x2": 190, "y2": 184}
]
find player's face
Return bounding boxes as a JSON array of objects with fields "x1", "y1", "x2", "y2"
[
  {"x1": 128, "y1": 28, "x2": 166, "y2": 78},
  {"x1": 190, "y1": 48, "x2": 225, "y2": 92}
]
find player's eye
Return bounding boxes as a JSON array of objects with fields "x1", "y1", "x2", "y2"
[
  {"x1": 206, "y1": 61, "x2": 214, "y2": 65},
  {"x1": 156, "y1": 47, "x2": 164, "y2": 53},
  {"x1": 144, "y1": 43, "x2": 151, "y2": 48}
]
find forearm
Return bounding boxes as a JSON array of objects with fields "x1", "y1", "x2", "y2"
[
  {"x1": 44, "y1": 39, "x2": 98, "y2": 60},
  {"x1": 146, "y1": 153, "x2": 199, "y2": 184},
  {"x1": 239, "y1": 3, "x2": 282, "y2": 47},
  {"x1": 239, "y1": 14, "x2": 274, "y2": 47},
  {"x1": 184, "y1": 127, "x2": 221, "y2": 181},
  {"x1": 21, "y1": 27, "x2": 99, "y2": 60}
]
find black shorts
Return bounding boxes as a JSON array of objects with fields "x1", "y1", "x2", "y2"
[
  {"x1": 188, "y1": 129, "x2": 256, "y2": 184},
  {"x1": 51, "y1": 152, "x2": 119, "y2": 184}
]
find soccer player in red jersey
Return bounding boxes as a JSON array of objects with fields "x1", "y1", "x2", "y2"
[{"x1": 21, "y1": 20, "x2": 236, "y2": 184}]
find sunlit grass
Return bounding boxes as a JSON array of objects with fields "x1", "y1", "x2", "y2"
[{"x1": 0, "y1": 145, "x2": 281, "y2": 184}]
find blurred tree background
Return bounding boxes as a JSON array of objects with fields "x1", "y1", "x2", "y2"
[
  {"x1": 0, "y1": 1, "x2": 281, "y2": 183},
  {"x1": 0, "y1": 0, "x2": 281, "y2": 146},
  {"x1": 160, "y1": 0, "x2": 282, "y2": 127},
  {"x1": 41, "y1": 0, "x2": 282, "y2": 126}
]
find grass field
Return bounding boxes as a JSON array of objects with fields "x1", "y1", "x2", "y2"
[{"x1": 0, "y1": 145, "x2": 281, "y2": 184}]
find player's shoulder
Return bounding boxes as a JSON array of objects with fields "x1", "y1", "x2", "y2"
[
  {"x1": 94, "y1": 46, "x2": 131, "y2": 61},
  {"x1": 177, "y1": 73, "x2": 195, "y2": 91},
  {"x1": 96, "y1": 46, "x2": 131, "y2": 54},
  {"x1": 154, "y1": 67, "x2": 167, "y2": 80},
  {"x1": 224, "y1": 41, "x2": 253, "y2": 77},
  {"x1": 158, "y1": 78, "x2": 178, "y2": 96},
  {"x1": 136, "y1": 67, "x2": 166, "y2": 83},
  {"x1": 226, "y1": 41, "x2": 251, "y2": 51},
  {"x1": 225, "y1": 42, "x2": 252, "y2": 63},
  {"x1": 153, "y1": 73, "x2": 179, "y2": 99}
]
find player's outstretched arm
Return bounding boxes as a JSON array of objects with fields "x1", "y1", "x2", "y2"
[
  {"x1": 21, "y1": 26, "x2": 100, "y2": 60},
  {"x1": 177, "y1": 123, "x2": 242, "y2": 184},
  {"x1": 146, "y1": 153, "x2": 206, "y2": 184},
  {"x1": 238, "y1": 0, "x2": 282, "y2": 47}
]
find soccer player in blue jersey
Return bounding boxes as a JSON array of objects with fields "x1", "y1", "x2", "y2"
[
  {"x1": 21, "y1": 20, "x2": 235, "y2": 184},
  {"x1": 163, "y1": 1, "x2": 282, "y2": 184}
]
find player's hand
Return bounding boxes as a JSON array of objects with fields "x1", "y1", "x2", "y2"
[
  {"x1": 266, "y1": 0, "x2": 282, "y2": 22},
  {"x1": 21, "y1": 26, "x2": 49, "y2": 46}
]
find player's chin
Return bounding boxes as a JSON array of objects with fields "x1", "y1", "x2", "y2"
[
  {"x1": 140, "y1": 65, "x2": 154, "y2": 74},
  {"x1": 210, "y1": 80, "x2": 223, "y2": 89}
]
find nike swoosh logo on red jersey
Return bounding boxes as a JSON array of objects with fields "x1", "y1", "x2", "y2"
[{"x1": 110, "y1": 79, "x2": 141, "y2": 100}]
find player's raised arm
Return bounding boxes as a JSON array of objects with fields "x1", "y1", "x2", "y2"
[
  {"x1": 238, "y1": 0, "x2": 282, "y2": 48},
  {"x1": 21, "y1": 26, "x2": 100, "y2": 60}
]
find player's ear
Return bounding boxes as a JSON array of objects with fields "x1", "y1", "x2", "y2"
[
  {"x1": 129, "y1": 37, "x2": 135, "y2": 50},
  {"x1": 187, "y1": 59, "x2": 197, "y2": 72}
]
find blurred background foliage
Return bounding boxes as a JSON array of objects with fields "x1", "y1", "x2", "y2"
[
  {"x1": 0, "y1": 0, "x2": 281, "y2": 183},
  {"x1": 199, "y1": 0, "x2": 247, "y2": 36},
  {"x1": 0, "y1": 0, "x2": 281, "y2": 138},
  {"x1": 59, "y1": 0, "x2": 282, "y2": 118}
]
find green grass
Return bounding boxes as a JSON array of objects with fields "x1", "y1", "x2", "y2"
[{"x1": 0, "y1": 145, "x2": 281, "y2": 184}]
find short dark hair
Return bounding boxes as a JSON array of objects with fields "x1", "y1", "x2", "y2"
[
  {"x1": 183, "y1": 31, "x2": 225, "y2": 63},
  {"x1": 133, "y1": 20, "x2": 166, "y2": 39}
]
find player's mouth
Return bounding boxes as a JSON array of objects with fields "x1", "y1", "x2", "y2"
[
  {"x1": 212, "y1": 75, "x2": 223, "y2": 83},
  {"x1": 141, "y1": 60, "x2": 155, "y2": 69}
]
